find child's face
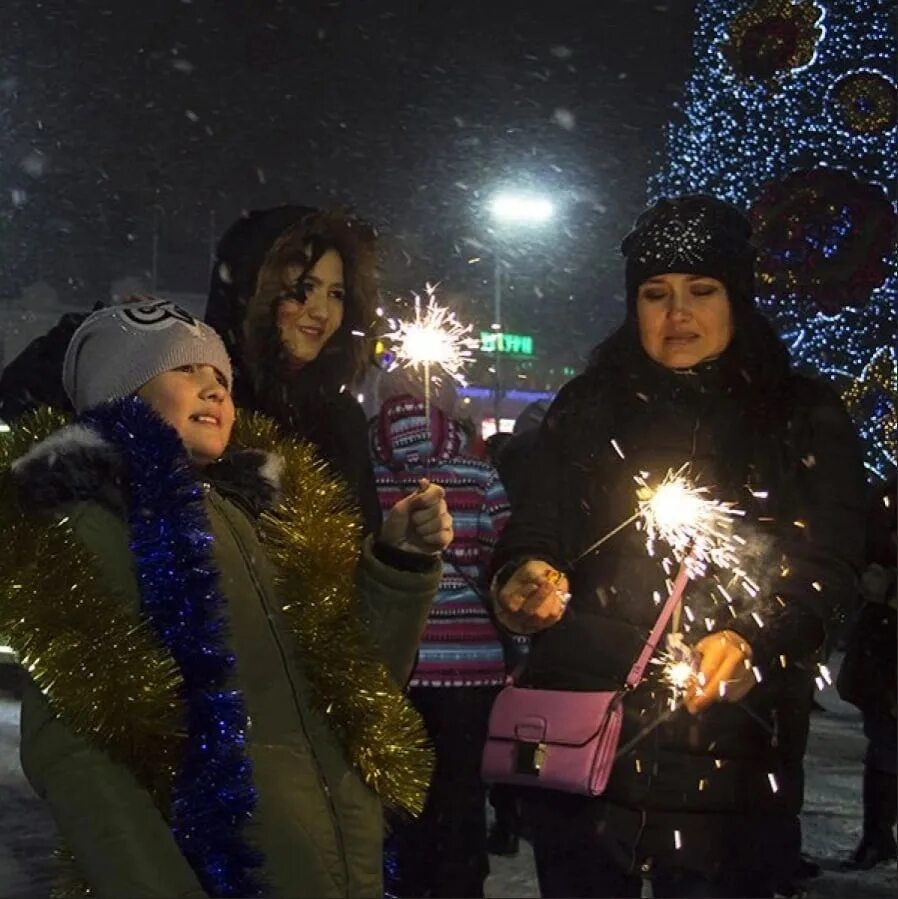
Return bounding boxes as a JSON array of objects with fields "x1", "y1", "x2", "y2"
[{"x1": 138, "y1": 364, "x2": 235, "y2": 466}]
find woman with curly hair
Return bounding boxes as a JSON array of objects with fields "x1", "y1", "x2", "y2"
[{"x1": 205, "y1": 205, "x2": 383, "y2": 533}]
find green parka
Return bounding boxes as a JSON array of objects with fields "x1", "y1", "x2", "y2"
[{"x1": 6, "y1": 411, "x2": 439, "y2": 898}]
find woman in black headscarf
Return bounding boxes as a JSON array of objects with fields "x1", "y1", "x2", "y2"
[
  {"x1": 490, "y1": 194, "x2": 868, "y2": 897},
  {"x1": 206, "y1": 205, "x2": 382, "y2": 533}
]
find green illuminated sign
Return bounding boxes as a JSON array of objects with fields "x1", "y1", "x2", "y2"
[{"x1": 480, "y1": 332, "x2": 534, "y2": 356}]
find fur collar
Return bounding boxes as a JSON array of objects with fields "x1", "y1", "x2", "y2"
[{"x1": 10, "y1": 417, "x2": 283, "y2": 515}]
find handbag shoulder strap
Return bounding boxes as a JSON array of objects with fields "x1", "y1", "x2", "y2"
[{"x1": 625, "y1": 560, "x2": 690, "y2": 688}]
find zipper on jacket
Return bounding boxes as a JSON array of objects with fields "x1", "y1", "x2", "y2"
[{"x1": 207, "y1": 490, "x2": 350, "y2": 891}]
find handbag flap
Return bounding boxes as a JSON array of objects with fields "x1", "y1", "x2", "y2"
[{"x1": 488, "y1": 685, "x2": 620, "y2": 747}]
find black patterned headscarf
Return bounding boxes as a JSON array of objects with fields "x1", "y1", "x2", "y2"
[{"x1": 622, "y1": 194, "x2": 758, "y2": 315}]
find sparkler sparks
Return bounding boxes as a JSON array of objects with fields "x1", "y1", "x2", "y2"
[
  {"x1": 574, "y1": 465, "x2": 745, "y2": 569},
  {"x1": 653, "y1": 631, "x2": 701, "y2": 708},
  {"x1": 383, "y1": 284, "x2": 479, "y2": 385},
  {"x1": 635, "y1": 466, "x2": 744, "y2": 576}
]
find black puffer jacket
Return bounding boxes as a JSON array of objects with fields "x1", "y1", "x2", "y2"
[
  {"x1": 0, "y1": 306, "x2": 97, "y2": 422},
  {"x1": 492, "y1": 323, "x2": 867, "y2": 873},
  {"x1": 205, "y1": 206, "x2": 382, "y2": 534}
]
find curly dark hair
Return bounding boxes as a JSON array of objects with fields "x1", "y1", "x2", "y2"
[{"x1": 206, "y1": 205, "x2": 380, "y2": 401}]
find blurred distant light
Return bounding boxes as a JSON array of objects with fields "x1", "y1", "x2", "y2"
[
  {"x1": 489, "y1": 193, "x2": 554, "y2": 224},
  {"x1": 459, "y1": 386, "x2": 554, "y2": 403}
]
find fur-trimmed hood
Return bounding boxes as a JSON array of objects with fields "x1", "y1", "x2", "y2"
[
  {"x1": 10, "y1": 416, "x2": 284, "y2": 517},
  {"x1": 370, "y1": 395, "x2": 468, "y2": 467}
]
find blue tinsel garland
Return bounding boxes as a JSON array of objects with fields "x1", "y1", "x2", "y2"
[{"x1": 81, "y1": 397, "x2": 265, "y2": 897}]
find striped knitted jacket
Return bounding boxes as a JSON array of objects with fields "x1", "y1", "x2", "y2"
[{"x1": 370, "y1": 395, "x2": 510, "y2": 687}]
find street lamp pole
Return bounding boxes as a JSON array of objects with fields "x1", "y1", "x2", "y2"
[
  {"x1": 493, "y1": 256, "x2": 502, "y2": 429},
  {"x1": 486, "y1": 191, "x2": 555, "y2": 434}
]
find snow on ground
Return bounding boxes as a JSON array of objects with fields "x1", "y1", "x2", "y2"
[{"x1": 0, "y1": 659, "x2": 894, "y2": 898}]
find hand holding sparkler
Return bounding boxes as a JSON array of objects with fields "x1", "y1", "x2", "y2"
[
  {"x1": 492, "y1": 560, "x2": 571, "y2": 635},
  {"x1": 654, "y1": 632, "x2": 702, "y2": 705},
  {"x1": 381, "y1": 479, "x2": 454, "y2": 556}
]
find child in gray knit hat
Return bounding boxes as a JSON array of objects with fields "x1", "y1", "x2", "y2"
[
  {"x1": 6, "y1": 295, "x2": 452, "y2": 898},
  {"x1": 61, "y1": 298, "x2": 235, "y2": 465}
]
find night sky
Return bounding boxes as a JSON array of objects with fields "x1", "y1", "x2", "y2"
[{"x1": 2, "y1": 0, "x2": 696, "y2": 368}]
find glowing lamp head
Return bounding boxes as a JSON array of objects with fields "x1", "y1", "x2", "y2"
[{"x1": 489, "y1": 193, "x2": 555, "y2": 225}]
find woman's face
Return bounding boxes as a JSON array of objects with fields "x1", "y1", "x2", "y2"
[
  {"x1": 636, "y1": 273, "x2": 734, "y2": 370},
  {"x1": 275, "y1": 249, "x2": 346, "y2": 368}
]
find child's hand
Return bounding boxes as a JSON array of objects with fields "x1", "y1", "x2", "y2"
[{"x1": 381, "y1": 479, "x2": 453, "y2": 556}]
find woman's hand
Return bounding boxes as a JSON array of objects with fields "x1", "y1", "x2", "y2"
[
  {"x1": 381, "y1": 479, "x2": 453, "y2": 556},
  {"x1": 493, "y1": 560, "x2": 570, "y2": 635},
  {"x1": 685, "y1": 629, "x2": 755, "y2": 714}
]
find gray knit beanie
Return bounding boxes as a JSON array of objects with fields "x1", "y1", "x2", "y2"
[{"x1": 62, "y1": 299, "x2": 233, "y2": 412}]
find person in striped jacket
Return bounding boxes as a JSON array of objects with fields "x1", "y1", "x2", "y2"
[{"x1": 369, "y1": 369, "x2": 509, "y2": 899}]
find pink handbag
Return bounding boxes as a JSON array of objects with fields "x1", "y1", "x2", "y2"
[{"x1": 481, "y1": 563, "x2": 689, "y2": 796}]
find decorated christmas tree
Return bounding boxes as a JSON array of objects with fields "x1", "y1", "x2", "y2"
[{"x1": 651, "y1": 0, "x2": 896, "y2": 479}]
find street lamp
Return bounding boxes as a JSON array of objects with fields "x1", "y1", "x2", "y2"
[
  {"x1": 489, "y1": 193, "x2": 555, "y2": 225},
  {"x1": 487, "y1": 192, "x2": 555, "y2": 431}
]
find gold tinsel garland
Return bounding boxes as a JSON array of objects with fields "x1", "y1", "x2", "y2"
[
  {"x1": 0, "y1": 407, "x2": 185, "y2": 793},
  {"x1": 231, "y1": 413, "x2": 434, "y2": 816}
]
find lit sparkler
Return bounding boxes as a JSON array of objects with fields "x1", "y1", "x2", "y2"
[
  {"x1": 384, "y1": 284, "x2": 479, "y2": 383},
  {"x1": 651, "y1": 625, "x2": 701, "y2": 708},
  {"x1": 574, "y1": 465, "x2": 743, "y2": 571},
  {"x1": 635, "y1": 466, "x2": 743, "y2": 576},
  {"x1": 383, "y1": 284, "x2": 480, "y2": 420}
]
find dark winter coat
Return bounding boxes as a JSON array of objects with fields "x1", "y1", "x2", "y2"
[
  {"x1": 492, "y1": 327, "x2": 867, "y2": 878},
  {"x1": 0, "y1": 307, "x2": 93, "y2": 422},
  {"x1": 9, "y1": 411, "x2": 439, "y2": 898},
  {"x1": 493, "y1": 428, "x2": 539, "y2": 509},
  {"x1": 205, "y1": 206, "x2": 382, "y2": 534},
  {"x1": 837, "y1": 475, "x2": 897, "y2": 717}
]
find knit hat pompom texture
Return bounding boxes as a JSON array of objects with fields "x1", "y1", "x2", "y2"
[
  {"x1": 63, "y1": 300, "x2": 233, "y2": 412},
  {"x1": 621, "y1": 194, "x2": 758, "y2": 310}
]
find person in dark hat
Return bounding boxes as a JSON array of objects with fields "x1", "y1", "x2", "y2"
[{"x1": 489, "y1": 194, "x2": 868, "y2": 897}]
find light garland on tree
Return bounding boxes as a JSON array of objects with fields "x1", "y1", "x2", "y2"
[
  {"x1": 650, "y1": 0, "x2": 897, "y2": 478},
  {"x1": 838, "y1": 347, "x2": 897, "y2": 472}
]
